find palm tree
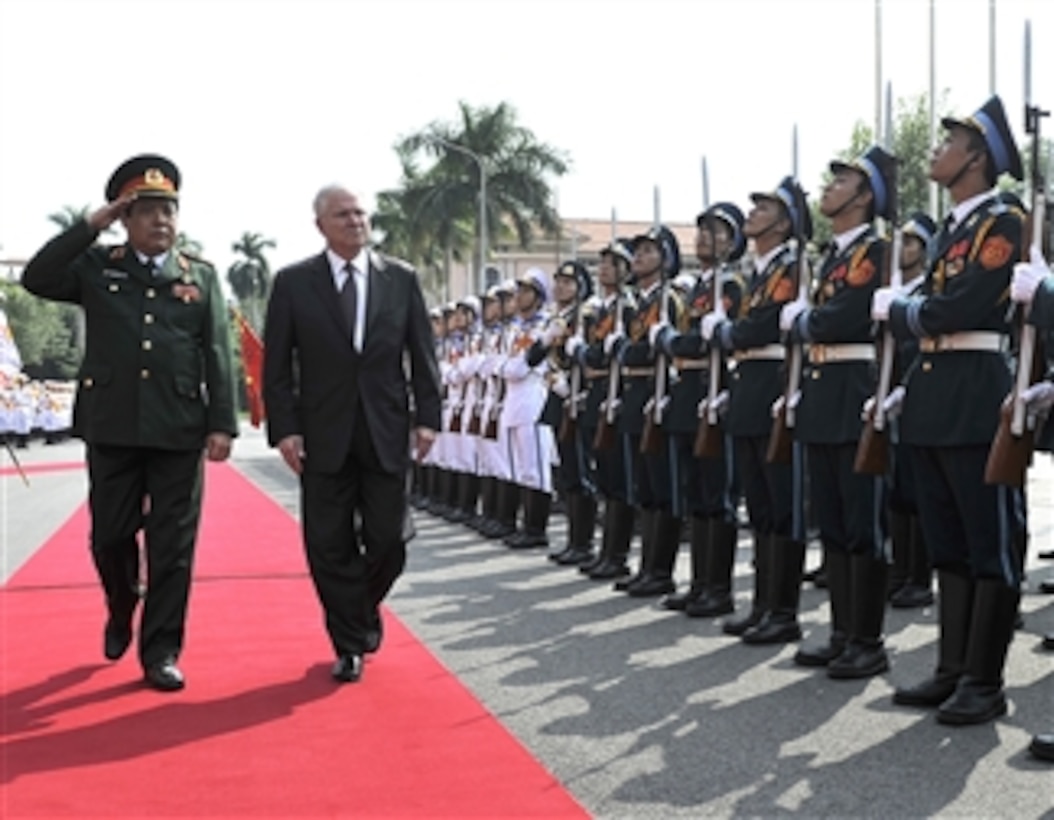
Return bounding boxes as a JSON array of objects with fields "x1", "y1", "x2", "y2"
[
  {"x1": 48, "y1": 204, "x2": 117, "y2": 235},
  {"x1": 175, "y1": 232, "x2": 205, "y2": 256},
  {"x1": 227, "y1": 232, "x2": 276, "y2": 330},
  {"x1": 391, "y1": 101, "x2": 570, "y2": 293}
]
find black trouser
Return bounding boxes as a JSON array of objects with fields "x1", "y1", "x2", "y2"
[
  {"x1": 806, "y1": 442, "x2": 886, "y2": 557},
  {"x1": 556, "y1": 424, "x2": 594, "y2": 496},
  {"x1": 301, "y1": 408, "x2": 407, "y2": 657},
  {"x1": 734, "y1": 435, "x2": 794, "y2": 536},
  {"x1": 87, "y1": 444, "x2": 203, "y2": 669},
  {"x1": 675, "y1": 432, "x2": 736, "y2": 522},
  {"x1": 909, "y1": 444, "x2": 1023, "y2": 584}
]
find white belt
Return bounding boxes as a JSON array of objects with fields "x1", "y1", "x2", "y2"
[
  {"x1": 919, "y1": 331, "x2": 1005, "y2": 354},
  {"x1": 735, "y1": 344, "x2": 785, "y2": 362},
  {"x1": 673, "y1": 358, "x2": 709, "y2": 370},
  {"x1": 621, "y1": 367, "x2": 654, "y2": 377},
  {"x1": 584, "y1": 368, "x2": 609, "y2": 379},
  {"x1": 808, "y1": 343, "x2": 876, "y2": 364}
]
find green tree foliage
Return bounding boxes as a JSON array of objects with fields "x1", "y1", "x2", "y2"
[
  {"x1": 227, "y1": 232, "x2": 276, "y2": 331},
  {"x1": 175, "y1": 232, "x2": 205, "y2": 257},
  {"x1": 375, "y1": 101, "x2": 570, "y2": 300},
  {"x1": 1, "y1": 283, "x2": 80, "y2": 379}
]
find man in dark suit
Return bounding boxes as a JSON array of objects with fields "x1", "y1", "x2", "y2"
[
  {"x1": 263, "y1": 185, "x2": 441, "y2": 684},
  {"x1": 21, "y1": 154, "x2": 238, "y2": 692}
]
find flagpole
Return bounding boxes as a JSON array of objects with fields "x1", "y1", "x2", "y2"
[
  {"x1": 989, "y1": 0, "x2": 997, "y2": 96},
  {"x1": 875, "y1": 0, "x2": 883, "y2": 142},
  {"x1": 929, "y1": 0, "x2": 939, "y2": 218}
]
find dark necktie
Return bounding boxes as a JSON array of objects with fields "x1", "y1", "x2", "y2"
[{"x1": 340, "y1": 262, "x2": 358, "y2": 343}]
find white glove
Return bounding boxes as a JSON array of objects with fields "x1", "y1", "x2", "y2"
[
  {"x1": 564, "y1": 334, "x2": 585, "y2": 358},
  {"x1": 1011, "y1": 245, "x2": 1050, "y2": 305},
  {"x1": 1022, "y1": 380, "x2": 1054, "y2": 415},
  {"x1": 541, "y1": 317, "x2": 567, "y2": 347},
  {"x1": 871, "y1": 286, "x2": 901, "y2": 321},
  {"x1": 786, "y1": 389, "x2": 802, "y2": 410},
  {"x1": 770, "y1": 395, "x2": 785, "y2": 419},
  {"x1": 779, "y1": 298, "x2": 808, "y2": 332},
  {"x1": 648, "y1": 322, "x2": 670, "y2": 349},
  {"x1": 700, "y1": 312, "x2": 723, "y2": 341},
  {"x1": 603, "y1": 331, "x2": 624, "y2": 356},
  {"x1": 710, "y1": 389, "x2": 729, "y2": 417},
  {"x1": 863, "y1": 385, "x2": 908, "y2": 421},
  {"x1": 551, "y1": 371, "x2": 570, "y2": 398}
]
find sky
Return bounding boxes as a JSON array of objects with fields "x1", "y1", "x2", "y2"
[{"x1": 1, "y1": 0, "x2": 1052, "y2": 282}]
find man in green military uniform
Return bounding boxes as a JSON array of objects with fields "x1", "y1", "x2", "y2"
[{"x1": 22, "y1": 154, "x2": 238, "y2": 692}]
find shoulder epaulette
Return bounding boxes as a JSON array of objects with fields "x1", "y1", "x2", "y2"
[{"x1": 178, "y1": 250, "x2": 215, "y2": 269}]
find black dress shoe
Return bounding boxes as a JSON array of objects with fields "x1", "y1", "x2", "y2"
[
  {"x1": 144, "y1": 658, "x2": 185, "y2": 692},
  {"x1": 1039, "y1": 579, "x2": 1054, "y2": 594},
  {"x1": 794, "y1": 634, "x2": 847, "y2": 668},
  {"x1": 936, "y1": 677, "x2": 1007, "y2": 725},
  {"x1": 889, "y1": 585, "x2": 935, "y2": 609},
  {"x1": 1044, "y1": 632, "x2": 1054, "y2": 651},
  {"x1": 893, "y1": 673, "x2": 960, "y2": 707},
  {"x1": 104, "y1": 617, "x2": 133, "y2": 661},
  {"x1": 827, "y1": 642, "x2": 889, "y2": 679},
  {"x1": 332, "y1": 654, "x2": 363, "y2": 683},
  {"x1": 1038, "y1": 549, "x2": 1054, "y2": 560},
  {"x1": 365, "y1": 612, "x2": 383, "y2": 654},
  {"x1": 1029, "y1": 733, "x2": 1054, "y2": 762}
]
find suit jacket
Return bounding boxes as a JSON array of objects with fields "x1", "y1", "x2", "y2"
[
  {"x1": 20, "y1": 220, "x2": 238, "y2": 450},
  {"x1": 263, "y1": 249, "x2": 441, "y2": 475}
]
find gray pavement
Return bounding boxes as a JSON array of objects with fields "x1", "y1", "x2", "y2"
[{"x1": 4, "y1": 423, "x2": 1053, "y2": 818}]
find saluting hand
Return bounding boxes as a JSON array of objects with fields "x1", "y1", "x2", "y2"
[{"x1": 87, "y1": 192, "x2": 137, "y2": 232}]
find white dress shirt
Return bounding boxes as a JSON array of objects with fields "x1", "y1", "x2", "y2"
[
  {"x1": 327, "y1": 247, "x2": 369, "y2": 351},
  {"x1": 135, "y1": 250, "x2": 169, "y2": 272}
]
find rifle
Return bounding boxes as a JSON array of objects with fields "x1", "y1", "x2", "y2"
[
  {"x1": 559, "y1": 302, "x2": 585, "y2": 444},
  {"x1": 985, "y1": 81, "x2": 1048, "y2": 486},
  {"x1": 466, "y1": 328, "x2": 486, "y2": 435},
  {"x1": 694, "y1": 212, "x2": 730, "y2": 459},
  {"x1": 766, "y1": 239, "x2": 808, "y2": 464},
  {"x1": 483, "y1": 324, "x2": 506, "y2": 440},
  {"x1": 855, "y1": 140, "x2": 901, "y2": 475},
  {"x1": 593, "y1": 290, "x2": 624, "y2": 451},
  {"x1": 3, "y1": 438, "x2": 29, "y2": 486},
  {"x1": 447, "y1": 333, "x2": 464, "y2": 434},
  {"x1": 640, "y1": 283, "x2": 671, "y2": 455}
]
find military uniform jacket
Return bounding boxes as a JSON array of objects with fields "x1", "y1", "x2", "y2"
[
  {"x1": 621, "y1": 280, "x2": 679, "y2": 436},
  {"x1": 718, "y1": 243, "x2": 798, "y2": 438},
  {"x1": 500, "y1": 310, "x2": 549, "y2": 427},
  {"x1": 21, "y1": 220, "x2": 238, "y2": 450},
  {"x1": 663, "y1": 267, "x2": 745, "y2": 435},
  {"x1": 889, "y1": 195, "x2": 1022, "y2": 446},
  {"x1": 792, "y1": 227, "x2": 884, "y2": 444},
  {"x1": 528, "y1": 304, "x2": 576, "y2": 428},
  {"x1": 584, "y1": 291, "x2": 633, "y2": 424},
  {"x1": 1027, "y1": 277, "x2": 1054, "y2": 452}
]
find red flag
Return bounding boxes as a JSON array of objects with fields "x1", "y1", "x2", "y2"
[{"x1": 236, "y1": 310, "x2": 265, "y2": 427}]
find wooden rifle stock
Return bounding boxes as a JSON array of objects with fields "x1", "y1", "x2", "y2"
[
  {"x1": 985, "y1": 99, "x2": 1047, "y2": 485},
  {"x1": 693, "y1": 347, "x2": 723, "y2": 460},
  {"x1": 766, "y1": 400, "x2": 794, "y2": 464},
  {"x1": 766, "y1": 239, "x2": 807, "y2": 465}
]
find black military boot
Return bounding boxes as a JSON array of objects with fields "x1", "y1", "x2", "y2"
[
  {"x1": 588, "y1": 500, "x2": 634, "y2": 580},
  {"x1": 828, "y1": 554, "x2": 890, "y2": 679},
  {"x1": 794, "y1": 549, "x2": 851, "y2": 667},
  {"x1": 628, "y1": 512, "x2": 680, "y2": 597},
  {"x1": 426, "y1": 469, "x2": 450, "y2": 516},
  {"x1": 890, "y1": 515, "x2": 934, "y2": 608},
  {"x1": 887, "y1": 509, "x2": 912, "y2": 600},
  {"x1": 549, "y1": 491, "x2": 581, "y2": 563},
  {"x1": 936, "y1": 578, "x2": 1020, "y2": 725},
  {"x1": 894, "y1": 569, "x2": 973, "y2": 707},
  {"x1": 723, "y1": 532, "x2": 770, "y2": 636},
  {"x1": 508, "y1": 489, "x2": 551, "y2": 549},
  {"x1": 742, "y1": 536, "x2": 805, "y2": 645},
  {"x1": 469, "y1": 476, "x2": 495, "y2": 533},
  {"x1": 441, "y1": 471, "x2": 466, "y2": 521},
  {"x1": 579, "y1": 498, "x2": 609, "y2": 575},
  {"x1": 663, "y1": 516, "x2": 708, "y2": 611},
  {"x1": 409, "y1": 463, "x2": 425, "y2": 508},
  {"x1": 615, "y1": 508, "x2": 654, "y2": 591},
  {"x1": 687, "y1": 518, "x2": 738, "y2": 618},
  {"x1": 448, "y1": 472, "x2": 478, "y2": 524},
  {"x1": 557, "y1": 494, "x2": 597, "y2": 566},
  {"x1": 486, "y1": 480, "x2": 520, "y2": 540}
]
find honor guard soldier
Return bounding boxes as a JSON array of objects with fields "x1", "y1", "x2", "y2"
[
  {"x1": 1008, "y1": 246, "x2": 1054, "y2": 762},
  {"x1": 414, "y1": 306, "x2": 447, "y2": 510},
  {"x1": 501, "y1": 268, "x2": 555, "y2": 548},
  {"x1": 885, "y1": 212, "x2": 937, "y2": 609},
  {"x1": 874, "y1": 95, "x2": 1025, "y2": 725},
  {"x1": 534, "y1": 261, "x2": 598, "y2": 566},
  {"x1": 653, "y1": 203, "x2": 746, "y2": 617},
  {"x1": 609, "y1": 226, "x2": 684, "y2": 597},
  {"x1": 784, "y1": 145, "x2": 895, "y2": 678},
  {"x1": 572, "y1": 239, "x2": 638, "y2": 579},
  {"x1": 445, "y1": 295, "x2": 484, "y2": 525},
  {"x1": 21, "y1": 154, "x2": 238, "y2": 691},
  {"x1": 429, "y1": 303, "x2": 460, "y2": 517},
  {"x1": 703, "y1": 176, "x2": 810, "y2": 644}
]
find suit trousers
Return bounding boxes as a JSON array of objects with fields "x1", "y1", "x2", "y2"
[
  {"x1": 87, "y1": 444, "x2": 203, "y2": 669},
  {"x1": 300, "y1": 407, "x2": 407, "y2": 657}
]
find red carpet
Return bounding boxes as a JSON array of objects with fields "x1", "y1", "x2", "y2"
[{"x1": 1, "y1": 462, "x2": 588, "y2": 818}]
